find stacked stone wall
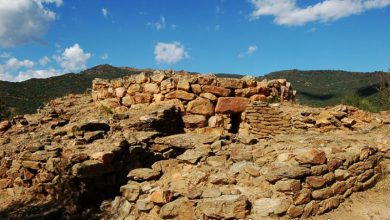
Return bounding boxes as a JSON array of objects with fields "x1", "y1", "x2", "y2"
[
  {"x1": 92, "y1": 71, "x2": 296, "y2": 133},
  {"x1": 258, "y1": 146, "x2": 383, "y2": 218},
  {"x1": 240, "y1": 102, "x2": 292, "y2": 137}
]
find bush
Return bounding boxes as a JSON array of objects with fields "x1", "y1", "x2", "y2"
[{"x1": 342, "y1": 93, "x2": 378, "y2": 112}]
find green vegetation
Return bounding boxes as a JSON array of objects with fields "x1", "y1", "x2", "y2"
[
  {"x1": 0, "y1": 66, "x2": 389, "y2": 118},
  {"x1": 263, "y1": 70, "x2": 390, "y2": 112}
]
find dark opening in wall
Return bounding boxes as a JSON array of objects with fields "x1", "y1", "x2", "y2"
[{"x1": 229, "y1": 113, "x2": 241, "y2": 133}]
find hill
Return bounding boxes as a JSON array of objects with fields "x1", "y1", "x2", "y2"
[
  {"x1": 262, "y1": 70, "x2": 389, "y2": 111},
  {"x1": 0, "y1": 66, "x2": 389, "y2": 119},
  {"x1": 0, "y1": 65, "x2": 146, "y2": 119}
]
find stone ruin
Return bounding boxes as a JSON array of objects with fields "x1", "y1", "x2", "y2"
[
  {"x1": 91, "y1": 71, "x2": 296, "y2": 136},
  {"x1": 0, "y1": 71, "x2": 389, "y2": 219}
]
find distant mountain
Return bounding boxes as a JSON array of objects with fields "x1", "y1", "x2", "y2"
[
  {"x1": 0, "y1": 65, "x2": 144, "y2": 118},
  {"x1": 0, "y1": 65, "x2": 388, "y2": 120}
]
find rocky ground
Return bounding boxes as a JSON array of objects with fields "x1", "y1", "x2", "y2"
[{"x1": 0, "y1": 93, "x2": 389, "y2": 219}]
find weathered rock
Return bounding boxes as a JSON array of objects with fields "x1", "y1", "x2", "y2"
[
  {"x1": 186, "y1": 98, "x2": 214, "y2": 116},
  {"x1": 294, "y1": 188, "x2": 311, "y2": 205},
  {"x1": 275, "y1": 179, "x2": 301, "y2": 192},
  {"x1": 202, "y1": 85, "x2": 231, "y2": 97},
  {"x1": 334, "y1": 169, "x2": 350, "y2": 181},
  {"x1": 287, "y1": 205, "x2": 304, "y2": 218},
  {"x1": 127, "y1": 168, "x2": 160, "y2": 181},
  {"x1": 115, "y1": 87, "x2": 126, "y2": 98},
  {"x1": 318, "y1": 197, "x2": 340, "y2": 214},
  {"x1": 252, "y1": 198, "x2": 291, "y2": 217},
  {"x1": 165, "y1": 90, "x2": 195, "y2": 100},
  {"x1": 182, "y1": 115, "x2": 207, "y2": 128},
  {"x1": 0, "y1": 121, "x2": 11, "y2": 132},
  {"x1": 148, "y1": 189, "x2": 173, "y2": 204},
  {"x1": 261, "y1": 162, "x2": 311, "y2": 183},
  {"x1": 201, "y1": 188, "x2": 222, "y2": 198},
  {"x1": 90, "y1": 152, "x2": 114, "y2": 164},
  {"x1": 177, "y1": 149, "x2": 209, "y2": 164},
  {"x1": 306, "y1": 176, "x2": 327, "y2": 188},
  {"x1": 120, "y1": 183, "x2": 140, "y2": 201},
  {"x1": 215, "y1": 97, "x2": 249, "y2": 114},
  {"x1": 293, "y1": 148, "x2": 327, "y2": 165},
  {"x1": 127, "y1": 84, "x2": 142, "y2": 95},
  {"x1": 218, "y1": 78, "x2": 245, "y2": 89},
  {"x1": 197, "y1": 195, "x2": 249, "y2": 219},
  {"x1": 312, "y1": 187, "x2": 333, "y2": 200},
  {"x1": 200, "y1": 92, "x2": 218, "y2": 102},
  {"x1": 143, "y1": 83, "x2": 160, "y2": 94},
  {"x1": 177, "y1": 79, "x2": 190, "y2": 91},
  {"x1": 160, "y1": 198, "x2": 194, "y2": 219},
  {"x1": 136, "y1": 199, "x2": 154, "y2": 211}
]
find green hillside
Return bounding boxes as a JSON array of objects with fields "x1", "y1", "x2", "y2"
[
  {"x1": 262, "y1": 70, "x2": 389, "y2": 111},
  {"x1": 0, "y1": 66, "x2": 389, "y2": 120}
]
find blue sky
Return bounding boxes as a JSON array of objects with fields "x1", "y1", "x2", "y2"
[{"x1": 0, "y1": 0, "x2": 389, "y2": 81}]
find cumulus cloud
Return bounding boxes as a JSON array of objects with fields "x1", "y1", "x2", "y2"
[
  {"x1": 0, "y1": 0, "x2": 61, "y2": 47},
  {"x1": 39, "y1": 56, "x2": 51, "y2": 66},
  {"x1": 102, "y1": 8, "x2": 108, "y2": 17},
  {"x1": 55, "y1": 43, "x2": 91, "y2": 72},
  {"x1": 154, "y1": 42, "x2": 189, "y2": 64},
  {"x1": 250, "y1": 0, "x2": 390, "y2": 26},
  {"x1": 238, "y1": 45, "x2": 258, "y2": 58},
  {"x1": 5, "y1": 57, "x2": 34, "y2": 69},
  {"x1": 13, "y1": 68, "x2": 60, "y2": 82}
]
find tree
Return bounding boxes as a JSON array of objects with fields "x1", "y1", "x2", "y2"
[
  {"x1": 0, "y1": 98, "x2": 11, "y2": 120},
  {"x1": 378, "y1": 70, "x2": 390, "y2": 110}
]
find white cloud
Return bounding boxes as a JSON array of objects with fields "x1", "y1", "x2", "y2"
[
  {"x1": 39, "y1": 56, "x2": 51, "y2": 66},
  {"x1": 154, "y1": 42, "x2": 189, "y2": 64},
  {"x1": 250, "y1": 0, "x2": 390, "y2": 26},
  {"x1": 147, "y1": 16, "x2": 167, "y2": 30},
  {"x1": 0, "y1": 0, "x2": 61, "y2": 47},
  {"x1": 101, "y1": 53, "x2": 109, "y2": 60},
  {"x1": 102, "y1": 8, "x2": 108, "y2": 17},
  {"x1": 0, "y1": 52, "x2": 11, "y2": 59},
  {"x1": 55, "y1": 43, "x2": 91, "y2": 72},
  {"x1": 13, "y1": 68, "x2": 60, "y2": 82},
  {"x1": 238, "y1": 45, "x2": 258, "y2": 58},
  {"x1": 5, "y1": 57, "x2": 34, "y2": 69}
]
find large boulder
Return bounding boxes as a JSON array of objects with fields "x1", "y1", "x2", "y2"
[
  {"x1": 187, "y1": 98, "x2": 214, "y2": 116},
  {"x1": 215, "y1": 97, "x2": 249, "y2": 114}
]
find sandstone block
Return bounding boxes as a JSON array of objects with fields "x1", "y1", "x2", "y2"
[
  {"x1": 250, "y1": 94, "x2": 267, "y2": 102},
  {"x1": 318, "y1": 197, "x2": 340, "y2": 214},
  {"x1": 202, "y1": 85, "x2": 231, "y2": 97},
  {"x1": 218, "y1": 78, "x2": 244, "y2": 89},
  {"x1": 234, "y1": 87, "x2": 258, "y2": 97},
  {"x1": 312, "y1": 187, "x2": 333, "y2": 200},
  {"x1": 90, "y1": 152, "x2": 114, "y2": 164},
  {"x1": 127, "y1": 84, "x2": 142, "y2": 95},
  {"x1": 215, "y1": 97, "x2": 249, "y2": 114},
  {"x1": 143, "y1": 83, "x2": 160, "y2": 94},
  {"x1": 191, "y1": 84, "x2": 202, "y2": 94},
  {"x1": 302, "y1": 201, "x2": 320, "y2": 218},
  {"x1": 287, "y1": 205, "x2": 304, "y2": 218},
  {"x1": 294, "y1": 188, "x2": 311, "y2": 205},
  {"x1": 252, "y1": 198, "x2": 291, "y2": 217},
  {"x1": 197, "y1": 195, "x2": 249, "y2": 219},
  {"x1": 177, "y1": 79, "x2": 190, "y2": 91},
  {"x1": 331, "y1": 181, "x2": 348, "y2": 195},
  {"x1": 122, "y1": 96, "x2": 134, "y2": 107},
  {"x1": 136, "y1": 199, "x2": 154, "y2": 211},
  {"x1": 187, "y1": 98, "x2": 214, "y2": 116},
  {"x1": 115, "y1": 87, "x2": 126, "y2": 98},
  {"x1": 306, "y1": 176, "x2": 327, "y2": 188},
  {"x1": 148, "y1": 189, "x2": 173, "y2": 204},
  {"x1": 200, "y1": 92, "x2": 218, "y2": 102},
  {"x1": 128, "y1": 168, "x2": 160, "y2": 181},
  {"x1": 133, "y1": 93, "x2": 152, "y2": 104},
  {"x1": 261, "y1": 162, "x2": 311, "y2": 183},
  {"x1": 293, "y1": 148, "x2": 327, "y2": 165},
  {"x1": 160, "y1": 198, "x2": 194, "y2": 219},
  {"x1": 275, "y1": 179, "x2": 301, "y2": 192},
  {"x1": 135, "y1": 72, "x2": 149, "y2": 84},
  {"x1": 151, "y1": 73, "x2": 166, "y2": 83},
  {"x1": 182, "y1": 115, "x2": 207, "y2": 128},
  {"x1": 165, "y1": 90, "x2": 195, "y2": 100},
  {"x1": 120, "y1": 183, "x2": 140, "y2": 201}
]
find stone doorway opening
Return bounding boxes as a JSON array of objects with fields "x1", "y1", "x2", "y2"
[{"x1": 229, "y1": 113, "x2": 242, "y2": 133}]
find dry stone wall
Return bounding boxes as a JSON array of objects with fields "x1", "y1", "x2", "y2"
[
  {"x1": 257, "y1": 146, "x2": 383, "y2": 218},
  {"x1": 240, "y1": 102, "x2": 292, "y2": 137},
  {"x1": 92, "y1": 71, "x2": 296, "y2": 134}
]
